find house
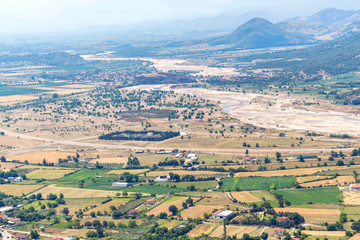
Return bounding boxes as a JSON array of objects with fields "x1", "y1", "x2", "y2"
[
  {"x1": 279, "y1": 216, "x2": 289, "y2": 222},
  {"x1": 187, "y1": 153, "x2": 197, "y2": 159},
  {"x1": 0, "y1": 214, "x2": 8, "y2": 220},
  {"x1": 14, "y1": 177, "x2": 23, "y2": 182},
  {"x1": 175, "y1": 153, "x2": 184, "y2": 158},
  {"x1": 154, "y1": 175, "x2": 170, "y2": 183},
  {"x1": 128, "y1": 209, "x2": 137, "y2": 215},
  {"x1": 14, "y1": 233, "x2": 31, "y2": 240},
  {"x1": 274, "y1": 229, "x2": 286, "y2": 237},
  {"x1": 144, "y1": 199, "x2": 157, "y2": 205},
  {"x1": 350, "y1": 183, "x2": 360, "y2": 191},
  {"x1": 212, "y1": 210, "x2": 234, "y2": 219},
  {"x1": 8, "y1": 217, "x2": 21, "y2": 225},
  {"x1": 112, "y1": 182, "x2": 130, "y2": 187}
]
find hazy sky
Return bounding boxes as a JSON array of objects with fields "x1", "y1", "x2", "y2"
[{"x1": 1, "y1": 0, "x2": 360, "y2": 33}]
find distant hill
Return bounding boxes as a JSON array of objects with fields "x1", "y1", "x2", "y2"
[
  {"x1": 279, "y1": 8, "x2": 360, "y2": 40},
  {"x1": 208, "y1": 18, "x2": 309, "y2": 49}
]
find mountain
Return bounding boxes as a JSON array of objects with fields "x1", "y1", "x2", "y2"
[
  {"x1": 279, "y1": 8, "x2": 360, "y2": 40},
  {"x1": 209, "y1": 18, "x2": 309, "y2": 49}
]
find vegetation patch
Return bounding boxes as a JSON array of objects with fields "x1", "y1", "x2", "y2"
[
  {"x1": 273, "y1": 187, "x2": 341, "y2": 204},
  {"x1": 221, "y1": 177, "x2": 296, "y2": 191},
  {"x1": 99, "y1": 130, "x2": 180, "y2": 141}
]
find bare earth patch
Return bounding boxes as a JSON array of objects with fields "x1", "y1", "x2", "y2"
[
  {"x1": 302, "y1": 230, "x2": 345, "y2": 237},
  {"x1": 342, "y1": 191, "x2": 360, "y2": 205},
  {"x1": 210, "y1": 225, "x2": 258, "y2": 238},
  {"x1": 231, "y1": 191, "x2": 261, "y2": 203}
]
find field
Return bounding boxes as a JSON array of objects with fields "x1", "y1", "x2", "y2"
[
  {"x1": 85, "y1": 198, "x2": 130, "y2": 213},
  {"x1": 26, "y1": 169, "x2": 76, "y2": 179},
  {"x1": 156, "y1": 180, "x2": 217, "y2": 190},
  {"x1": 32, "y1": 184, "x2": 120, "y2": 198},
  {"x1": 274, "y1": 207, "x2": 341, "y2": 224},
  {"x1": 181, "y1": 204, "x2": 222, "y2": 219},
  {"x1": 231, "y1": 191, "x2": 261, "y2": 203},
  {"x1": 8, "y1": 151, "x2": 77, "y2": 164},
  {"x1": 107, "y1": 169, "x2": 148, "y2": 175},
  {"x1": 187, "y1": 223, "x2": 219, "y2": 237},
  {"x1": 60, "y1": 169, "x2": 106, "y2": 181},
  {"x1": 273, "y1": 187, "x2": 341, "y2": 204},
  {"x1": 56, "y1": 198, "x2": 105, "y2": 214},
  {"x1": 126, "y1": 184, "x2": 185, "y2": 194},
  {"x1": 250, "y1": 190, "x2": 277, "y2": 202},
  {"x1": 221, "y1": 177, "x2": 296, "y2": 191},
  {"x1": 342, "y1": 191, "x2": 360, "y2": 205},
  {"x1": 302, "y1": 230, "x2": 346, "y2": 237},
  {"x1": 209, "y1": 225, "x2": 258, "y2": 238},
  {"x1": 296, "y1": 176, "x2": 331, "y2": 183},
  {"x1": 234, "y1": 165, "x2": 360, "y2": 178},
  {"x1": 300, "y1": 176, "x2": 355, "y2": 187},
  {"x1": 0, "y1": 184, "x2": 43, "y2": 196},
  {"x1": 146, "y1": 196, "x2": 188, "y2": 216},
  {"x1": 145, "y1": 170, "x2": 225, "y2": 177}
]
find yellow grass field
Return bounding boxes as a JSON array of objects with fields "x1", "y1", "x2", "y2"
[
  {"x1": 300, "y1": 176, "x2": 355, "y2": 187},
  {"x1": 342, "y1": 191, "x2": 360, "y2": 205},
  {"x1": 107, "y1": 169, "x2": 148, "y2": 175},
  {"x1": 145, "y1": 170, "x2": 224, "y2": 177},
  {"x1": 302, "y1": 230, "x2": 346, "y2": 237},
  {"x1": 349, "y1": 233, "x2": 360, "y2": 240},
  {"x1": 32, "y1": 184, "x2": 120, "y2": 198},
  {"x1": 231, "y1": 191, "x2": 261, "y2": 203},
  {"x1": 0, "y1": 162, "x2": 23, "y2": 172},
  {"x1": 210, "y1": 225, "x2": 258, "y2": 238},
  {"x1": 274, "y1": 207, "x2": 340, "y2": 224},
  {"x1": 234, "y1": 165, "x2": 360, "y2": 178},
  {"x1": 0, "y1": 95, "x2": 38, "y2": 103},
  {"x1": 8, "y1": 151, "x2": 77, "y2": 164},
  {"x1": 181, "y1": 205, "x2": 222, "y2": 219},
  {"x1": 146, "y1": 196, "x2": 188, "y2": 216},
  {"x1": 93, "y1": 157, "x2": 128, "y2": 164},
  {"x1": 26, "y1": 169, "x2": 76, "y2": 179},
  {"x1": 0, "y1": 184, "x2": 43, "y2": 196},
  {"x1": 296, "y1": 176, "x2": 330, "y2": 183},
  {"x1": 188, "y1": 223, "x2": 219, "y2": 237}
]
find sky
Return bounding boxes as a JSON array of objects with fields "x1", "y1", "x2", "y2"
[{"x1": 0, "y1": 0, "x2": 360, "y2": 33}]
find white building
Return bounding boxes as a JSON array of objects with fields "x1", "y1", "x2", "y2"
[
  {"x1": 212, "y1": 210, "x2": 234, "y2": 219},
  {"x1": 112, "y1": 182, "x2": 130, "y2": 187},
  {"x1": 187, "y1": 154, "x2": 197, "y2": 159},
  {"x1": 154, "y1": 175, "x2": 170, "y2": 182}
]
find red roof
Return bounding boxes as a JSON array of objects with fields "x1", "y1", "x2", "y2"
[
  {"x1": 49, "y1": 237, "x2": 64, "y2": 240},
  {"x1": 8, "y1": 217, "x2": 20, "y2": 221},
  {"x1": 128, "y1": 209, "x2": 137, "y2": 213},
  {"x1": 0, "y1": 214, "x2": 7, "y2": 218},
  {"x1": 213, "y1": 210, "x2": 223, "y2": 215},
  {"x1": 279, "y1": 217, "x2": 289, "y2": 221},
  {"x1": 275, "y1": 229, "x2": 286, "y2": 231},
  {"x1": 352, "y1": 183, "x2": 360, "y2": 187}
]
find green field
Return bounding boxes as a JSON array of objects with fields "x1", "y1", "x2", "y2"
[
  {"x1": 0, "y1": 86, "x2": 49, "y2": 96},
  {"x1": 125, "y1": 184, "x2": 185, "y2": 195},
  {"x1": 221, "y1": 177, "x2": 296, "y2": 191},
  {"x1": 60, "y1": 169, "x2": 109, "y2": 181},
  {"x1": 273, "y1": 187, "x2": 341, "y2": 204},
  {"x1": 156, "y1": 180, "x2": 217, "y2": 190}
]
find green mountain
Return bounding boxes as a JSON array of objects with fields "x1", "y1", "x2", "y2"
[{"x1": 209, "y1": 18, "x2": 309, "y2": 49}]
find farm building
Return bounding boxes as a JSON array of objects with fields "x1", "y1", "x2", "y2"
[
  {"x1": 278, "y1": 216, "x2": 289, "y2": 222},
  {"x1": 212, "y1": 210, "x2": 234, "y2": 219},
  {"x1": 154, "y1": 175, "x2": 170, "y2": 182},
  {"x1": 274, "y1": 229, "x2": 286, "y2": 236},
  {"x1": 128, "y1": 209, "x2": 138, "y2": 215},
  {"x1": 0, "y1": 206, "x2": 14, "y2": 213},
  {"x1": 176, "y1": 153, "x2": 184, "y2": 158},
  {"x1": 144, "y1": 199, "x2": 157, "y2": 205},
  {"x1": 187, "y1": 153, "x2": 197, "y2": 159},
  {"x1": 14, "y1": 233, "x2": 31, "y2": 240},
  {"x1": 8, "y1": 217, "x2": 21, "y2": 225},
  {"x1": 350, "y1": 183, "x2": 360, "y2": 191},
  {"x1": 296, "y1": 155, "x2": 317, "y2": 159},
  {"x1": 112, "y1": 182, "x2": 131, "y2": 187},
  {"x1": 0, "y1": 214, "x2": 8, "y2": 220}
]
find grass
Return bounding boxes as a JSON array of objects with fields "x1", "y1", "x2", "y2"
[
  {"x1": 125, "y1": 184, "x2": 185, "y2": 195},
  {"x1": 156, "y1": 180, "x2": 217, "y2": 190},
  {"x1": 26, "y1": 169, "x2": 76, "y2": 179},
  {"x1": 0, "y1": 86, "x2": 49, "y2": 96},
  {"x1": 273, "y1": 186, "x2": 341, "y2": 204},
  {"x1": 221, "y1": 177, "x2": 296, "y2": 191},
  {"x1": 60, "y1": 169, "x2": 109, "y2": 181}
]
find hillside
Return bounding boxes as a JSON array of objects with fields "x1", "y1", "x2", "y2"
[{"x1": 209, "y1": 18, "x2": 308, "y2": 49}]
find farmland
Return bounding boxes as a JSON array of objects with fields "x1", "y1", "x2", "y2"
[
  {"x1": 273, "y1": 187, "x2": 341, "y2": 205},
  {"x1": 221, "y1": 176, "x2": 296, "y2": 191},
  {"x1": 0, "y1": 184, "x2": 43, "y2": 196},
  {"x1": 26, "y1": 169, "x2": 76, "y2": 179}
]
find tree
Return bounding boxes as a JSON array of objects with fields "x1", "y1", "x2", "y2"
[
  {"x1": 351, "y1": 221, "x2": 360, "y2": 232},
  {"x1": 0, "y1": 156, "x2": 6, "y2": 162},
  {"x1": 30, "y1": 230, "x2": 40, "y2": 239},
  {"x1": 36, "y1": 193, "x2": 43, "y2": 200},
  {"x1": 86, "y1": 231, "x2": 97, "y2": 238},
  {"x1": 159, "y1": 212, "x2": 168, "y2": 219},
  {"x1": 169, "y1": 205, "x2": 178, "y2": 216},
  {"x1": 128, "y1": 220, "x2": 137, "y2": 228},
  {"x1": 299, "y1": 155, "x2": 304, "y2": 162},
  {"x1": 62, "y1": 207, "x2": 69, "y2": 216},
  {"x1": 261, "y1": 232, "x2": 268, "y2": 240}
]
